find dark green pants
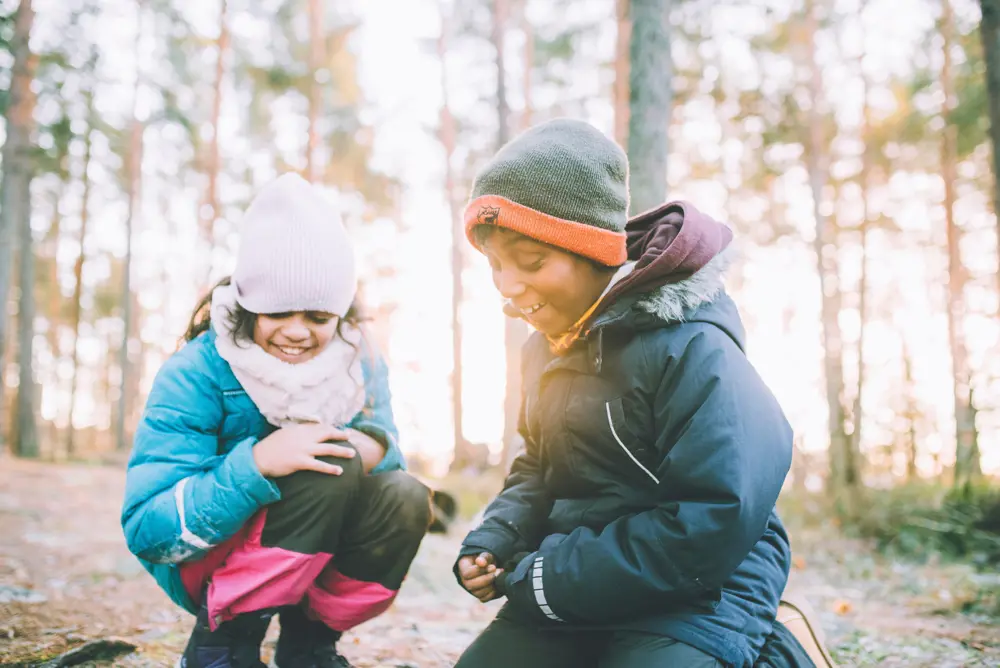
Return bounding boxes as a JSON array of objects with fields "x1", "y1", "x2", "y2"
[
  {"x1": 455, "y1": 616, "x2": 817, "y2": 668},
  {"x1": 455, "y1": 616, "x2": 723, "y2": 668}
]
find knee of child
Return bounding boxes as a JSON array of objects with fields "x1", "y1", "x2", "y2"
[
  {"x1": 283, "y1": 452, "x2": 365, "y2": 505},
  {"x1": 334, "y1": 449, "x2": 366, "y2": 478},
  {"x1": 320, "y1": 450, "x2": 365, "y2": 492},
  {"x1": 382, "y1": 472, "x2": 432, "y2": 534}
]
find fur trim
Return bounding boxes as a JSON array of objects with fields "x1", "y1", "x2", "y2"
[{"x1": 635, "y1": 245, "x2": 738, "y2": 323}]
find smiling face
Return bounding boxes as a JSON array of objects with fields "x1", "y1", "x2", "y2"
[
  {"x1": 252, "y1": 311, "x2": 339, "y2": 364},
  {"x1": 479, "y1": 227, "x2": 616, "y2": 336}
]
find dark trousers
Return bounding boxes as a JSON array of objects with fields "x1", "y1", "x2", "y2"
[
  {"x1": 455, "y1": 615, "x2": 817, "y2": 668},
  {"x1": 181, "y1": 453, "x2": 432, "y2": 631},
  {"x1": 264, "y1": 454, "x2": 432, "y2": 590},
  {"x1": 455, "y1": 616, "x2": 723, "y2": 668}
]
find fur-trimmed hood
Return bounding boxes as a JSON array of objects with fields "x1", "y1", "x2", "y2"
[
  {"x1": 635, "y1": 244, "x2": 736, "y2": 323},
  {"x1": 595, "y1": 201, "x2": 735, "y2": 325}
]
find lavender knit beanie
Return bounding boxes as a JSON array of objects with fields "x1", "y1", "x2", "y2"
[{"x1": 232, "y1": 173, "x2": 357, "y2": 316}]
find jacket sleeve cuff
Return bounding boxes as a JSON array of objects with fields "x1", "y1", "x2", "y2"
[
  {"x1": 353, "y1": 422, "x2": 405, "y2": 474},
  {"x1": 503, "y1": 552, "x2": 568, "y2": 625},
  {"x1": 226, "y1": 436, "x2": 282, "y2": 503},
  {"x1": 185, "y1": 437, "x2": 280, "y2": 543},
  {"x1": 461, "y1": 523, "x2": 523, "y2": 565}
]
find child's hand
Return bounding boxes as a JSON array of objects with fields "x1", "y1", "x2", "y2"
[
  {"x1": 344, "y1": 428, "x2": 386, "y2": 474},
  {"x1": 253, "y1": 424, "x2": 356, "y2": 478},
  {"x1": 457, "y1": 552, "x2": 503, "y2": 603}
]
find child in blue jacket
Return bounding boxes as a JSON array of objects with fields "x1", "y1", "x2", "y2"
[{"x1": 121, "y1": 173, "x2": 430, "y2": 668}]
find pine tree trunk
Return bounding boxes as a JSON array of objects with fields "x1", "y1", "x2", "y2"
[
  {"x1": 626, "y1": 0, "x2": 671, "y2": 214},
  {"x1": 7, "y1": 0, "x2": 39, "y2": 458},
  {"x1": 941, "y1": 0, "x2": 981, "y2": 487},
  {"x1": 494, "y1": 0, "x2": 509, "y2": 147},
  {"x1": 613, "y1": 0, "x2": 631, "y2": 148},
  {"x1": 804, "y1": 0, "x2": 855, "y2": 494},
  {"x1": 66, "y1": 106, "x2": 95, "y2": 458},
  {"x1": 116, "y1": 117, "x2": 143, "y2": 452},
  {"x1": 14, "y1": 210, "x2": 39, "y2": 459},
  {"x1": 438, "y1": 8, "x2": 466, "y2": 465},
  {"x1": 0, "y1": 0, "x2": 37, "y2": 455},
  {"x1": 116, "y1": 15, "x2": 145, "y2": 452},
  {"x1": 902, "y1": 338, "x2": 918, "y2": 481},
  {"x1": 519, "y1": 0, "x2": 533, "y2": 131},
  {"x1": 43, "y1": 187, "x2": 65, "y2": 455},
  {"x1": 102, "y1": 328, "x2": 114, "y2": 441},
  {"x1": 201, "y1": 0, "x2": 228, "y2": 283},
  {"x1": 306, "y1": 0, "x2": 325, "y2": 183},
  {"x1": 499, "y1": 0, "x2": 535, "y2": 469},
  {"x1": 980, "y1": 0, "x2": 1000, "y2": 302},
  {"x1": 852, "y1": 37, "x2": 872, "y2": 471},
  {"x1": 493, "y1": 0, "x2": 530, "y2": 468}
]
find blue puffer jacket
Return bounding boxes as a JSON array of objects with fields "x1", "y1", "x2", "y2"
[{"x1": 121, "y1": 329, "x2": 405, "y2": 614}]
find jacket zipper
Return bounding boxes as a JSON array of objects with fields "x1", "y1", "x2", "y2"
[{"x1": 604, "y1": 402, "x2": 660, "y2": 485}]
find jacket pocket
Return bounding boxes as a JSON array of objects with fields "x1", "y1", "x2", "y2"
[{"x1": 605, "y1": 397, "x2": 660, "y2": 485}]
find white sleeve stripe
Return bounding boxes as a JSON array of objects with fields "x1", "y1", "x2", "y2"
[
  {"x1": 174, "y1": 478, "x2": 213, "y2": 550},
  {"x1": 531, "y1": 556, "x2": 564, "y2": 622}
]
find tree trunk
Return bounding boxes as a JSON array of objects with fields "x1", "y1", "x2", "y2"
[
  {"x1": 498, "y1": 0, "x2": 535, "y2": 468},
  {"x1": 66, "y1": 103, "x2": 95, "y2": 458},
  {"x1": 980, "y1": 0, "x2": 1000, "y2": 303},
  {"x1": 306, "y1": 0, "x2": 325, "y2": 183},
  {"x1": 102, "y1": 328, "x2": 114, "y2": 442},
  {"x1": 492, "y1": 0, "x2": 529, "y2": 468},
  {"x1": 804, "y1": 0, "x2": 855, "y2": 494},
  {"x1": 852, "y1": 27, "x2": 871, "y2": 470},
  {"x1": 613, "y1": 0, "x2": 631, "y2": 148},
  {"x1": 0, "y1": 0, "x2": 37, "y2": 455},
  {"x1": 519, "y1": 0, "x2": 533, "y2": 131},
  {"x1": 201, "y1": 0, "x2": 228, "y2": 283},
  {"x1": 941, "y1": 0, "x2": 981, "y2": 487},
  {"x1": 115, "y1": 117, "x2": 143, "y2": 452},
  {"x1": 902, "y1": 338, "x2": 918, "y2": 481},
  {"x1": 43, "y1": 187, "x2": 65, "y2": 455},
  {"x1": 116, "y1": 12, "x2": 145, "y2": 453},
  {"x1": 12, "y1": 178, "x2": 39, "y2": 459},
  {"x1": 9, "y1": 0, "x2": 39, "y2": 459},
  {"x1": 626, "y1": 0, "x2": 671, "y2": 214},
  {"x1": 494, "y1": 0, "x2": 510, "y2": 147},
  {"x1": 438, "y1": 8, "x2": 466, "y2": 465}
]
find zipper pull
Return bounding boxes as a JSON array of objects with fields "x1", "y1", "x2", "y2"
[{"x1": 590, "y1": 329, "x2": 604, "y2": 374}]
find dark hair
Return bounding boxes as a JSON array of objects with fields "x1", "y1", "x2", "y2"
[
  {"x1": 470, "y1": 223, "x2": 499, "y2": 248},
  {"x1": 182, "y1": 276, "x2": 367, "y2": 350},
  {"x1": 471, "y1": 225, "x2": 619, "y2": 273}
]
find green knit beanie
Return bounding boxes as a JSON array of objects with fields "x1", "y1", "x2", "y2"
[{"x1": 464, "y1": 119, "x2": 630, "y2": 266}]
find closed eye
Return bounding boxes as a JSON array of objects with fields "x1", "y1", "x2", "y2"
[
  {"x1": 518, "y1": 255, "x2": 544, "y2": 271},
  {"x1": 306, "y1": 312, "x2": 336, "y2": 324}
]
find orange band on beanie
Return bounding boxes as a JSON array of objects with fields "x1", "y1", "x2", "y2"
[{"x1": 464, "y1": 195, "x2": 627, "y2": 267}]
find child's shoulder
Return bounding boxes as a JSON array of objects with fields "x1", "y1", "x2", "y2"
[
  {"x1": 350, "y1": 324, "x2": 384, "y2": 369},
  {"x1": 157, "y1": 331, "x2": 227, "y2": 387}
]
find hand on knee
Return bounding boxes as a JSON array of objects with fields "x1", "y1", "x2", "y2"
[{"x1": 278, "y1": 450, "x2": 365, "y2": 508}]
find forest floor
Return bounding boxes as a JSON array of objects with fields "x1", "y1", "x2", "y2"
[{"x1": 0, "y1": 458, "x2": 998, "y2": 667}]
